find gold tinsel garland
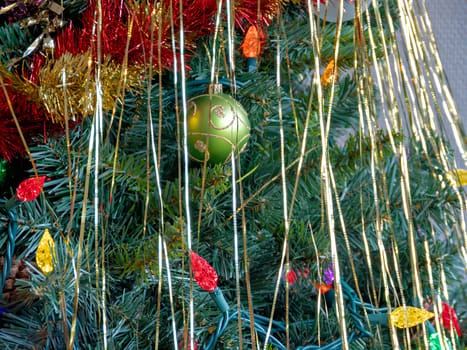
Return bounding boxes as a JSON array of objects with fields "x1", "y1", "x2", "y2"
[{"x1": 37, "y1": 52, "x2": 145, "y2": 123}]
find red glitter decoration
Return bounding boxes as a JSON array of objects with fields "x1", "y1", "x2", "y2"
[
  {"x1": 441, "y1": 302, "x2": 462, "y2": 338},
  {"x1": 16, "y1": 176, "x2": 47, "y2": 202},
  {"x1": 190, "y1": 251, "x2": 218, "y2": 292},
  {"x1": 298, "y1": 266, "x2": 310, "y2": 278},
  {"x1": 180, "y1": 339, "x2": 198, "y2": 350},
  {"x1": 286, "y1": 269, "x2": 298, "y2": 285},
  {"x1": 178, "y1": 331, "x2": 199, "y2": 350}
]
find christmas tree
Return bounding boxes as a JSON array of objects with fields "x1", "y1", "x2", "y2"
[{"x1": 0, "y1": 0, "x2": 465, "y2": 349}]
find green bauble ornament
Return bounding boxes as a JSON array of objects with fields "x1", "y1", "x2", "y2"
[{"x1": 187, "y1": 93, "x2": 250, "y2": 164}]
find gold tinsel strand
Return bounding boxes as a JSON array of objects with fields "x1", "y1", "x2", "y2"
[
  {"x1": 0, "y1": 65, "x2": 37, "y2": 96},
  {"x1": 38, "y1": 52, "x2": 145, "y2": 123}
]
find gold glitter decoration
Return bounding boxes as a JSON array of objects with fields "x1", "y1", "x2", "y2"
[
  {"x1": 37, "y1": 52, "x2": 145, "y2": 123},
  {"x1": 321, "y1": 59, "x2": 338, "y2": 87},
  {"x1": 390, "y1": 306, "x2": 434, "y2": 329},
  {"x1": 446, "y1": 169, "x2": 467, "y2": 187},
  {"x1": 36, "y1": 229, "x2": 55, "y2": 275}
]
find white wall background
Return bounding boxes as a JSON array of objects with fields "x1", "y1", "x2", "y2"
[{"x1": 425, "y1": 0, "x2": 467, "y2": 131}]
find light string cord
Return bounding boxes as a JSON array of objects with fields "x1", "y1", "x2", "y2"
[{"x1": 202, "y1": 280, "x2": 383, "y2": 349}]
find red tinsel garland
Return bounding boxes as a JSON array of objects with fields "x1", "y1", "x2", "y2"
[
  {"x1": 55, "y1": 1, "x2": 135, "y2": 61},
  {"x1": 54, "y1": 0, "x2": 279, "y2": 69},
  {"x1": 0, "y1": 83, "x2": 49, "y2": 161},
  {"x1": 234, "y1": 0, "x2": 281, "y2": 31},
  {"x1": 55, "y1": 0, "x2": 219, "y2": 70}
]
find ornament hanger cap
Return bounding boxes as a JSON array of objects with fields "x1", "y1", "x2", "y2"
[{"x1": 208, "y1": 83, "x2": 223, "y2": 94}]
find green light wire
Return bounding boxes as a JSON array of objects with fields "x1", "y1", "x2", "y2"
[{"x1": 0, "y1": 158, "x2": 7, "y2": 187}]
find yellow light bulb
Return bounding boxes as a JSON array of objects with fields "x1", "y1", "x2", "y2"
[{"x1": 36, "y1": 229, "x2": 55, "y2": 275}]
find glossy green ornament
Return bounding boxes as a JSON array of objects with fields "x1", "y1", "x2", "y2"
[{"x1": 187, "y1": 93, "x2": 250, "y2": 164}]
